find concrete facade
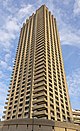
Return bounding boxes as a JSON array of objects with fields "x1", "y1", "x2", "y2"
[
  {"x1": 0, "y1": 119, "x2": 80, "y2": 131},
  {"x1": 3, "y1": 5, "x2": 73, "y2": 122},
  {"x1": 73, "y1": 110, "x2": 80, "y2": 125}
]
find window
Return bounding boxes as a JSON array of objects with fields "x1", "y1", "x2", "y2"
[
  {"x1": 19, "y1": 108, "x2": 22, "y2": 112},
  {"x1": 12, "y1": 115, "x2": 15, "y2": 118},
  {"x1": 13, "y1": 110, "x2": 16, "y2": 113},
  {"x1": 18, "y1": 114, "x2": 21, "y2": 117},
  {"x1": 19, "y1": 103, "x2": 23, "y2": 106}
]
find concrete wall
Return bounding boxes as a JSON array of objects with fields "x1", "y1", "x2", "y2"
[{"x1": 0, "y1": 118, "x2": 80, "y2": 131}]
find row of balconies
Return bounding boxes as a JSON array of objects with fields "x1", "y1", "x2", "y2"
[
  {"x1": 34, "y1": 80, "x2": 46, "y2": 88},
  {"x1": 32, "y1": 110, "x2": 47, "y2": 117},
  {"x1": 35, "y1": 53, "x2": 45, "y2": 62},
  {"x1": 32, "y1": 97, "x2": 47, "y2": 105},
  {"x1": 34, "y1": 65, "x2": 46, "y2": 74},
  {"x1": 36, "y1": 32, "x2": 45, "y2": 39},
  {"x1": 37, "y1": 14, "x2": 44, "y2": 21},
  {"x1": 35, "y1": 59, "x2": 45, "y2": 67},
  {"x1": 32, "y1": 104, "x2": 47, "y2": 112},
  {"x1": 34, "y1": 68, "x2": 46, "y2": 76},
  {"x1": 37, "y1": 24, "x2": 44, "y2": 31},
  {"x1": 34, "y1": 72, "x2": 46, "y2": 80},
  {"x1": 34, "y1": 77, "x2": 46, "y2": 85},
  {"x1": 36, "y1": 38, "x2": 44, "y2": 45},
  {"x1": 33, "y1": 91, "x2": 47, "y2": 99},
  {"x1": 33, "y1": 86, "x2": 47, "y2": 95},
  {"x1": 35, "y1": 58, "x2": 46, "y2": 66},
  {"x1": 36, "y1": 44, "x2": 45, "y2": 52},
  {"x1": 36, "y1": 31, "x2": 44, "y2": 38},
  {"x1": 35, "y1": 48, "x2": 45, "y2": 57},
  {"x1": 37, "y1": 30, "x2": 44, "y2": 37}
]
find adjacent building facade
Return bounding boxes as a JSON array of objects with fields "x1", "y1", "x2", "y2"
[
  {"x1": 73, "y1": 110, "x2": 80, "y2": 125},
  {"x1": 3, "y1": 5, "x2": 73, "y2": 122}
]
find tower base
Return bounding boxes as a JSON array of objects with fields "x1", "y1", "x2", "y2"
[{"x1": 0, "y1": 118, "x2": 80, "y2": 131}]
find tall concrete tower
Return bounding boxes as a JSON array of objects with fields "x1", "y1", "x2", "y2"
[{"x1": 3, "y1": 5, "x2": 73, "y2": 122}]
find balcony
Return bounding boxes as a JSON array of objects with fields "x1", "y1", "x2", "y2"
[
  {"x1": 32, "y1": 110, "x2": 47, "y2": 117},
  {"x1": 5, "y1": 102, "x2": 8, "y2": 105},
  {"x1": 35, "y1": 54, "x2": 45, "y2": 62},
  {"x1": 8, "y1": 90, "x2": 10, "y2": 92},
  {"x1": 6, "y1": 97, "x2": 9, "y2": 100},
  {"x1": 33, "y1": 91, "x2": 47, "y2": 98},
  {"x1": 33, "y1": 86, "x2": 47, "y2": 94},
  {"x1": 3, "y1": 110, "x2": 6, "y2": 114},
  {"x1": 2, "y1": 115, "x2": 5, "y2": 119},
  {"x1": 34, "y1": 72, "x2": 45, "y2": 79},
  {"x1": 33, "y1": 104, "x2": 47, "y2": 110},
  {"x1": 35, "y1": 62, "x2": 45, "y2": 69},
  {"x1": 34, "y1": 77, "x2": 46, "y2": 84},
  {"x1": 34, "y1": 81, "x2": 46, "y2": 88},
  {"x1": 4, "y1": 106, "x2": 7, "y2": 109},
  {"x1": 33, "y1": 97, "x2": 47, "y2": 104},
  {"x1": 34, "y1": 69, "x2": 46, "y2": 76},
  {"x1": 35, "y1": 57, "x2": 44, "y2": 65}
]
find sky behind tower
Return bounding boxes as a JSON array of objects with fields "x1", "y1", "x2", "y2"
[{"x1": 0, "y1": 0, "x2": 80, "y2": 119}]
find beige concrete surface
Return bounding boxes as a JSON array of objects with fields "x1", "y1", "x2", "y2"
[{"x1": 0, "y1": 119, "x2": 80, "y2": 131}]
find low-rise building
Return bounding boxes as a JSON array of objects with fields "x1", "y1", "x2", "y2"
[{"x1": 73, "y1": 110, "x2": 80, "y2": 125}]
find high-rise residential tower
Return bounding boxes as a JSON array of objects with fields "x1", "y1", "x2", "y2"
[{"x1": 3, "y1": 5, "x2": 73, "y2": 122}]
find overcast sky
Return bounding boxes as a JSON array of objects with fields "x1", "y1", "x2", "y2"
[{"x1": 0, "y1": 0, "x2": 80, "y2": 119}]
